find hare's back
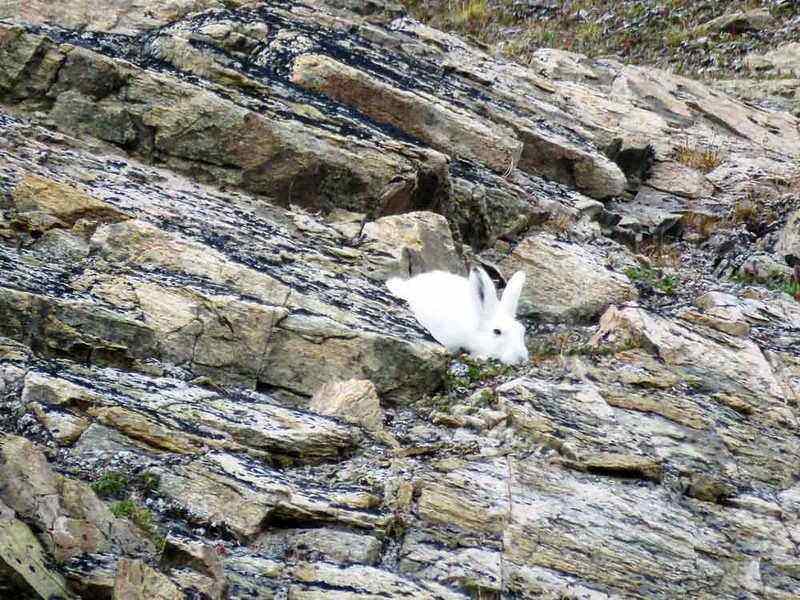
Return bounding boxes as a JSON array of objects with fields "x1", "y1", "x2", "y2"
[
  {"x1": 403, "y1": 271, "x2": 471, "y2": 307},
  {"x1": 403, "y1": 271, "x2": 479, "y2": 342}
]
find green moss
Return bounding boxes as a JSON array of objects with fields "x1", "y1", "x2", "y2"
[
  {"x1": 110, "y1": 500, "x2": 157, "y2": 537},
  {"x1": 92, "y1": 470, "x2": 161, "y2": 498}
]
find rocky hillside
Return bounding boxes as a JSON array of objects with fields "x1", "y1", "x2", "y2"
[
  {"x1": 0, "y1": 1, "x2": 799, "y2": 598},
  {"x1": 401, "y1": 1, "x2": 800, "y2": 75},
  {"x1": 402, "y1": 0, "x2": 800, "y2": 114}
]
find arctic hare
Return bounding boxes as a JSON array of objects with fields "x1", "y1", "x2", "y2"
[{"x1": 387, "y1": 267, "x2": 529, "y2": 365}]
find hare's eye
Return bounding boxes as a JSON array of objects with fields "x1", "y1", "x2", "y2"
[{"x1": 493, "y1": 328, "x2": 502, "y2": 336}]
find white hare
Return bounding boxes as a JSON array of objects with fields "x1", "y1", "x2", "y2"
[{"x1": 387, "y1": 267, "x2": 529, "y2": 365}]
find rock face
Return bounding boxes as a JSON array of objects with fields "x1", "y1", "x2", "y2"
[
  {"x1": 1, "y1": 1, "x2": 800, "y2": 599},
  {"x1": 0, "y1": 499, "x2": 75, "y2": 600},
  {"x1": 777, "y1": 208, "x2": 800, "y2": 265},
  {"x1": 113, "y1": 559, "x2": 183, "y2": 600},
  {"x1": 310, "y1": 379, "x2": 385, "y2": 434},
  {"x1": 700, "y1": 10, "x2": 774, "y2": 35},
  {"x1": 360, "y1": 211, "x2": 464, "y2": 280},
  {"x1": 499, "y1": 233, "x2": 638, "y2": 322}
]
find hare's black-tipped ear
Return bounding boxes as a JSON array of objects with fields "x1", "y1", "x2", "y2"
[
  {"x1": 500, "y1": 271, "x2": 526, "y2": 316},
  {"x1": 469, "y1": 267, "x2": 498, "y2": 317}
]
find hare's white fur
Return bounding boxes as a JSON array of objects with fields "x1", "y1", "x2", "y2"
[{"x1": 387, "y1": 267, "x2": 529, "y2": 365}]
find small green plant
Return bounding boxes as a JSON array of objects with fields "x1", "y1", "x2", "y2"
[
  {"x1": 109, "y1": 499, "x2": 136, "y2": 519},
  {"x1": 110, "y1": 500, "x2": 157, "y2": 537},
  {"x1": 575, "y1": 22, "x2": 603, "y2": 44},
  {"x1": 97, "y1": 469, "x2": 163, "y2": 547},
  {"x1": 625, "y1": 266, "x2": 678, "y2": 295},
  {"x1": 92, "y1": 470, "x2": 160, "y2": 498},
  {"x1": 91, "y1": 471, "x2": 128, "y2": 498},
  {"x1": 781, "y1": 278, "x2": 800, "y2": 299}
]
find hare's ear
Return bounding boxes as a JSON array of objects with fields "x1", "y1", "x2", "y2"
[
  {"x1": 470, "y1": 267, "x2": 498, "y2": 318},
  {"x1": 500, "y1": 271, "x2": 526, "y2": 316}
]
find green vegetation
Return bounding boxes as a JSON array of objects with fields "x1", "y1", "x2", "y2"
[
  {"x1": 93, "y1": 469, "x2": 163, "y2": 547},
  {"x1": 784, "y1": 279, "x2": 800, "y2": 299},
  {"x1": 444, "y1": 355, "x2": 513, "y2": 393},
  {"x1": 733, "y1": 271, "x2": 800, "y2": 300},
  {"x1": 417, "y1": 356, "x2": 514, "y2": 416},
  {"x1": 111, "y1": 499, "x2": 165, "y2": 551},
  {"x1": 91, "y1": 470, "x2": 161, "y2": 497},
  {"x1": 91, "y1": 471, "x2": 128, "y2": 498},
  {"x1": 625, "y1": 265, "x2": 678, "y2": 295},
  {"x1": 399, "y1": 1, "x2": 800, "y2": 79},
  {"x1": 110, "y1": 499, "x2": 157, "y2": 537}
]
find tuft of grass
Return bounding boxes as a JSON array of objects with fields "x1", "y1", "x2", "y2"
[
  {"x1": 727, "y1": 191, "x2": 779, "y2": 236},
  {"x1": 91, "y1": 470, "x2": 160, "y2": 498},
  {"x1": 673, "y1": 141, "x2": 724, "y2": 173},
  {"x1": 574, "y1": 22, "x2": 603, "y2": 45},
  {"x1": 543, "y1": 212, "x2": 574, "y2": 234},
  {"x1": 91, "y1": 471, "x2": 128, "y2": 498},
  {"x1": 97, "y1": 470, "x2": 163, "y2": 549},
  {"x1": 625, "y1": 265, "x2": 678, "y2": 295},
  {"x1": 664, "y1": 24, "x2": 691, "y2": 48},
  {"x1": 456, "y1": 0, "x2": 490, "y2": 26},
  {"x1": 109, "y1": 499, "x2": 135, "y2": 519}
]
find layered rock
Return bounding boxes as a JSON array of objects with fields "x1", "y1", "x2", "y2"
[
  {"x1": 499, "y1": 233, "x2": 638, "y2": 322},
  {"x1": 0, "y1": 0, "x2": 800, "y2": 598}
]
